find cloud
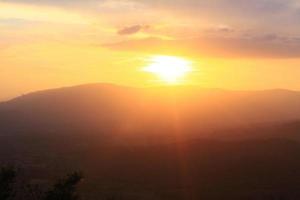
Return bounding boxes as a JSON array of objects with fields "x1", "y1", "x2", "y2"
[
  {"x1": 117, "y1": 25, "x2": 149, "y2": 35},
  {"x1": 4, "y1": 0, "x2": 300, "y2": 35},
  {"x1": 3, "y1": 0, "x2": 300, "y2": 57},
  {"x1": 0, "y1": 2, "x2": 89, "y2": 24},
  {"x1": 205, "y1": 25, "x2": 235, "y2": 35},
  {"x1": 104, "y1": 33, "x2": 300, "y2": 58}
]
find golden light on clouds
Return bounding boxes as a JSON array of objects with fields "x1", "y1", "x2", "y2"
[
  {"x1": 143, "y1": 56, "x2": 192, "y2": 84},
  {"x1": 0, "y1": 2, "x2": 89, "y2": 24},
  {"x1": 2, "y1": 0, "x2": 300, "y2": 100}
]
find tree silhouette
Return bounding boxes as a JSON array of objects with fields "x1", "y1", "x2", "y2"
[
  {"x1": 0, "y1": 166, "x2": 16, "y2": 200},
  {"x1": 44, "y1": 172, "x2": 83, "y2": 200},
  {"x1": 24, "y1": 183, "x2": 45, "y2": 200}
]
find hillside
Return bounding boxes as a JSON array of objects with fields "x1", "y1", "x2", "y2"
[
  {"x1": 2, "y1": 84, "x2": 300, "y2": 199},
  {"x1": 1, "y1": 83, "x2": 300, "y2": 140}
]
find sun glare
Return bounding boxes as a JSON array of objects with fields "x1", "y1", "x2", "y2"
[{"x1": 143, "y1": 56, "x2": 192, "y2": 84}]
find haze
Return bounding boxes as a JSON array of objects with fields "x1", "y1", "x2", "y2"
[
  {"x1": 2, "y1": 0, "x2": 300, "y2": 100},
  {"x1": 3, "y1": 1, "x2": 300, "y2": 200}
]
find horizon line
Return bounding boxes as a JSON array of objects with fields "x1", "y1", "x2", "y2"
[{"x1": 1, "y1": 82, "x2": 299, "y2": 103}]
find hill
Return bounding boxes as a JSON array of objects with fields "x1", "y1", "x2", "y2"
[
  {"x1": 1, "y1": 83, "x2": 300, "y2": 141},
  {"x1": 2, "y1": 84, "x2": 300, "y2": 199}
]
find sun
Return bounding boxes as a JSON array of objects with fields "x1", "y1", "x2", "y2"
[{"x1": 143, "y1": 55, "x2": 192, "y2": 84}]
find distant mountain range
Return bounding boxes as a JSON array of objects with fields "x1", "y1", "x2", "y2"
[
  {"x1": 1, "y1": 83, "x2": 300, "y2": 141},
  {"x1": 2, "y1": 84, "x2": 300, "y2": 199}
]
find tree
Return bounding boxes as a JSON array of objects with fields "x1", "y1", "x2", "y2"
[
  {"x1": 24, "y1": 183, "x2": 45, "y2": 200},
  {"x1": 44, "y1": 172, "x2": 83, "y2": 200},
  {"x1": 0, "y1": 166, "x2": 16, "y2": 200}
]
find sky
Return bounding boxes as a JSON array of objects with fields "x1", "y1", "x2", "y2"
[{"x1": 1, "y1": 0, "x2": 300, "y2": 100}]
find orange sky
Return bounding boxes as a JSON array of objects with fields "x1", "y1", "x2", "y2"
[{"x1": 1, "y1": 0, "x2": 300, "y2": 100}]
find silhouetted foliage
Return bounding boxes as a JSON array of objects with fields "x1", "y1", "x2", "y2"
[
  {"x1": 0, "y1": 167, "x2": 83, "y2": 200},
  {"x1": 24, "y1": 184, "x2": 45, "y2": 200},
  {"x1": 0, "y1": 165, "x2": 297, "y2": 200},
  {"x1": 44, "y1": 172, "x2": 82, "y2": 200},
  {"x1": 0, "y1": 166, "x2": 16, "y2": 200}
]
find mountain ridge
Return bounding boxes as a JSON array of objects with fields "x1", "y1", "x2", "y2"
[
  {"x1": 2, "y1": 83, "x2": 299, "y2": 104},
  {"x1": 2, "y1": 83, "x2": 300, "y2": 199},
  {"x1": 1, "y1": 83, "x2": 300, "y2": 142}
]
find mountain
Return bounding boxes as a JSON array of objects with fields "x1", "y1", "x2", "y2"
[
  {"x1": 2, "y1": 83, "x2": 300, "y2": 199},
  {"x1": 1, "y1": 83, "x2": 300, "y2": 141}
]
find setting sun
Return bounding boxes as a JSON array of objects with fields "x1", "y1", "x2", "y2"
[
  {"x1": 143, "y1": 56, "x2": 192, "y2": 84},
  {"x1": 3, "y1": 1, "x2": 300, "y2": 199}
]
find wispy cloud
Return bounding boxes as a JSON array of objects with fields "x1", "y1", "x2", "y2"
[
  {"x1": 0, "y1": 2, "x2": 89, "y2": 24},
  {"x1": 2, "y1": 0, "x2": 300, "y2": 57},
  {"x1": 117, "y1": 25, "x2": 149, "y2": 35},
  {"x1": 105, "y1": 32, "x2": 300, "y2": 58}
]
